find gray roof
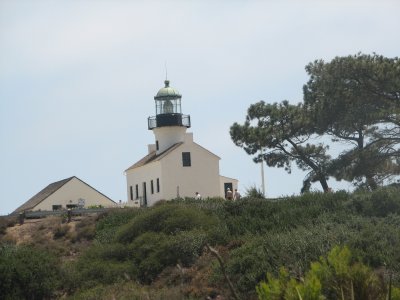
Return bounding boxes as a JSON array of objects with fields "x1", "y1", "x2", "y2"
[
  {"x1": 13, "y1": 176, "x2": 115, "y2": 213},
  {"x1": 125, "y1": 142, "x2": 183, "y2": 172},
  {"x1": 13, "y1": 177, "x2": 74, "y2": 213}
]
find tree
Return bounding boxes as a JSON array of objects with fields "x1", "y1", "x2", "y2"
[
  {"x1": 303, "y1": 53, "x2": 400, "y2": 190},
  {"x1": 230, "y1": 100, "x2": 331, "y2": 193}
]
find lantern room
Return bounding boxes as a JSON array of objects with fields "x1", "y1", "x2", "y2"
[{"x1": 148, "y1": 80, "x2": 191, "y2": 130}]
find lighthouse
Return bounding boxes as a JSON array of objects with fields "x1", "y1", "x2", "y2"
[{"x1": 125, "y1": 79, "x2": 238, "y2": 207}]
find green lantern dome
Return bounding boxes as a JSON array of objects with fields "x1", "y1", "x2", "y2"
[{"x1": 154, "y1": 80, "x2": 182, "y2": 100}]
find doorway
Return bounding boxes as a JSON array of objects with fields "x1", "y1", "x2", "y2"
[
  {"x1": 224, "y1": 182, "x2": 233, "y2": 198},
  {"x1": 142, "y1": 182, "x2": 147, "y2": 207}
]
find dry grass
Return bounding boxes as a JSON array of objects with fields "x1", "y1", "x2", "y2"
[{"x1": 0, "y1": 215, "x2": 95, "y2": 259}]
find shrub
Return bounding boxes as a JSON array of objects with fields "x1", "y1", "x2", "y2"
[
  {"x1": 116, "y1": 204, "x2": 220, "y2": 244},
  {"x1": 0, "y1": 244, "x2": 61, "y2": 299},
  {"x1": 0, "y1": 217, "x2": 17, "y2": 236},
  {"x1": 69, "y1": 247, "x2": 136, "y2": 290},
  {"x1": 129, "y1": 232, "x2": 175, "y2": 283},
  {"x1": 127, "y1": 230, "x2": 209, "y2": 284},
  {"x1": 220, "y1": 212, "x2": 400, "y2": 294},
  {"x1": 53, "y1": 224, "x2": 70, "y2": 239},
  {"x1": 66, "y1": 281, "x2": 186, "y2": 300},
  {"x1": 245, "y1": 185, "x2": 265, "y2": 199},
  {"x1": 256, "y1": 246, "x2": 395, "y2": 300},
  {"x1": 348, "y1": 186, "x2": 400, "y2": 217},
  {"x1": 95, "y1": 208, "x2": 143, "y2": 243},
  {"x1": 72, "y1": 217, "x2": 96, "y2": 242}
]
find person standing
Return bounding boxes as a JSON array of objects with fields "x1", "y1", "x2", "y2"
[
  {"x1": 195, "y1": 192, "x2": 202, "y2": 200},
  {"x1": 233, "y1": 189, "x2": 241, "y2": 201},
  {"x1": 226, "y1": 188, "x2": 233, "y2": 200}
]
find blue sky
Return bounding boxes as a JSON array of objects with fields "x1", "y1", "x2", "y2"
[{"x1": 1, "y1": 0, "x2": 399, "y2": 215}]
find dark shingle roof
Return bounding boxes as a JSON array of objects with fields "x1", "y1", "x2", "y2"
[
  {"x1": 125, "y1": 142, "x2": 183, "y2": 172},
  {"x1": 13, "y1": 177, "x2": 75, "y2": 213}
]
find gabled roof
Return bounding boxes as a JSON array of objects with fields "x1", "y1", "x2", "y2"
[
  {"x1": 193, "y1": 142, "x2": 221, "y2": 160},
  {"x1": 125, "y1": 142, "x2": 183, "y2": 172},
  {"x1": 13, "y1": 177, "x2": 74, "y2": 213},
  {"x1": 13, "y1": 176, "x2": 115, "y2": 213}
]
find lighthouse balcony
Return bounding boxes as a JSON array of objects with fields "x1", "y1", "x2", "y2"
[{"x1": 148, "y1": 114, "x2": 191, "y2": 130}]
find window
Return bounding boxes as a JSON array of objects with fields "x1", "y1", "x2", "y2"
[
  {"x1": 135, "y1": 184, "x2": 139, "y2": 199},
  {"x1": 157, "y1": 178, "x2": 160, "y2": 193},
  {"x1": 130, "y1": 186, "x2": 133, "y2": 200},
  {"x1": 151, "y1": 180, "x2": 154, "y2": 194},
  {"x1": 156, "y1": 141, "x2": 159, "y2": 151},
  {"x1": 52, "y1": 205, "x2": 62, "y2": 211},
  {"x1": 182, "y1": 152, "x2": 191, "y2": 167}
]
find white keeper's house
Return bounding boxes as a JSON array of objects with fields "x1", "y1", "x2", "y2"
[{"x1": 125, "y1": 79, "x2": 238, "y2": 207}]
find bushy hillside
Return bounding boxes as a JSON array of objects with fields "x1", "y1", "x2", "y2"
[{"x1": 1, "y1": 187, "x2": 400, "y2": 299}]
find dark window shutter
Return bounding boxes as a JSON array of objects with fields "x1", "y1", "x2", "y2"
[{"x1": 182, "y1": 152, "x2": 191, "y2": 167}]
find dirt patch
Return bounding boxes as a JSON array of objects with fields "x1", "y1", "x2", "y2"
[{"x1": 1, "y1": 216, "x2": 93, "y2": 260}]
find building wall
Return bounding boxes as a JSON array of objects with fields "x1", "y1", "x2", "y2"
[
  {"x1": 161, "y1": 141, "x2": 221, "y2": 199},
  {"x1": 34, "y1": 177, "x2": 114, "y2": 211},
  {"x1": 125, "y1": 161, "x2": 162, "y2": 207},
  {"x1": 153, "y1": 126, "x2": 186, "y2": 154}
]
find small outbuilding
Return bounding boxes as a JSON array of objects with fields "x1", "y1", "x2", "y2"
[{"x1": 13, "y1": 176, "x2": 115, "y2": 213}]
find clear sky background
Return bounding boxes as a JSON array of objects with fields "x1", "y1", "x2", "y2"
[{"x1": 1, "y1": 0, "x2": 399, "y2": 215}]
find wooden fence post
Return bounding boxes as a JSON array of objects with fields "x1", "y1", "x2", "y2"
[
  {"x1": 67, "y1": 209, "x2": 72, "y2": 223},
  {"x1": 18, "y1": 212, "x2": 25, "y2": 225}
]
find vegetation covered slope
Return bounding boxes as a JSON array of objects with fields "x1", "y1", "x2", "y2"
[{"x1": 1, "y1": 187, "x2": 400, "y2": 299}]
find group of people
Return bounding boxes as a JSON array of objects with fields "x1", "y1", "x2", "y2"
[
  {"x1": 225, "y1": 188, "x2": 241, "y2": 200},
  {"x1": 195, "y1": 188, "x2": 241, "y2": 201}
]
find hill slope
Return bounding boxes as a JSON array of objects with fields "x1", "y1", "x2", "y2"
[{"x1": 1, "y1": 187, "x2": 400, "y2": 299}]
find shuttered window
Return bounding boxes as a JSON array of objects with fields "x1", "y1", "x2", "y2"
[{"x1": 182, "y1": 152, "x2": 191, "y2": 167}]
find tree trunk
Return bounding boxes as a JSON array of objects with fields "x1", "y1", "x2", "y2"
[
  {"x1": 318, "y1": 174, "x2": 330, "y2": 193},
  {"x1": 366, "y1": 175, "x2": 378, "y2": 190},
  {"x1": 287, "y1": 139, "x2": 330, "y2": 193}
]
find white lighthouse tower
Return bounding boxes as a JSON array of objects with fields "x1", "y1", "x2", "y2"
[{"x1": 125, "y1": 79, "x2": 238, "y2": 207}]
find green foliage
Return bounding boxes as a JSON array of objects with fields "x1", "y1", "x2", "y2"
[
  {"x1": 0, "y1": 244, "x2": 61, "y2": 300},
  {"x1": 230, "y1": 100, "x2": 331, "y2": 193},
  {"x1": 303, "y1": 53, "x2": 400, "y2": 190},
  {"x1": 116, "y1": 204, "x2": 220, "y2": 244},
  {"x1": 216, "y1": 191, "x2": 348, "y2": 237},
  {"x1": 129, "y1": 232, "x2": 175, "y2": 283},
  {"x1": 210, "y1": 188, "x2": 400, "y2": 294},
  {"x1": 256, "y1": 246, "x2": 392, "y2": 300},
  {"x1": 66, "y1": 203, "x2": 225, "y2": 289},
  {"x1": 347, "y1": 186, "x2": 400, "y2": 217},
  {"x1": 245, "y1": 185, "x2": 265, "y2": 199},
  {"x1": 232, "y1": 53, "x2": 400, "y2": 191},
  {"x1": 66, "y1": 243, "x2": 136, "y2": 290},
  {"x1": 22, "y1": 186, "x2": 399, "y2": 298},
  {"x1": 95, "y1": 208, "x2": 143, "y2": 243},
  {"x1": 66, "y1": 281, "x2": 191, "y2": 300}
]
